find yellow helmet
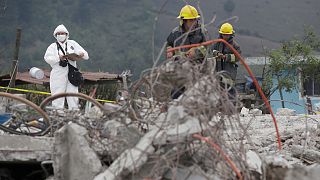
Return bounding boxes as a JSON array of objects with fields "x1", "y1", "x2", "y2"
[
  {"x1": 177, "y1": 5, "x2": 200, "y2": 19},
  {"x1": 219, "y1": 23, "x2": 234, "y2": 34}
]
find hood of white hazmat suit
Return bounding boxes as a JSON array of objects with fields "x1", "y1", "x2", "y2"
[{"x1": 53, "y1": 24, "x2": 69, "y2": 41}]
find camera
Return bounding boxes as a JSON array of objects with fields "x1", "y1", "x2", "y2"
[{"x1": 59, "y1": 60, "x2": 68, "y2": 67}]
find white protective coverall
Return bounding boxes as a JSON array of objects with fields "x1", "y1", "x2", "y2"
[{"x1": 44, "y1": 24, "x2": 89, "y2": 109}]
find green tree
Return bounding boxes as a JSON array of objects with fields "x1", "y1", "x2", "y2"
[{"x1": 265, "y1": 28, "x2": 320, "y2": 108}]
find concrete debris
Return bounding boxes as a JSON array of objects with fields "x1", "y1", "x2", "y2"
[
  {"x1": 85, "y1": 105, "x2": 104, "y2": 118},
  {"x1": 284, "y1": 164, "x2": 320, "y2": 180},
  {"x1": 103, "y1": 102, "x2": 122, "y2": 112},
  {"x1": 163, "y1": 166, "x2": 221, "y2": 180},
  {"x1": 1, "y1": 105, "x2": 320, "y2": 180},
  {"x1": 166, "y1": 105, "x2": 188, "y2": 124},
  {"x1": 0, "y1": 94, "x2": 27, "y2": 113},
  {"x1": 291, "y1": 145, "x2": 320, "y2": 163},
  {"x1": 53, "y1": 123, "x2": 102, "y2": 180},
  {"x1": 2, "y1": 77, "x2": 320, "y2": 180},
  {"x1": 93, "y1": 120, "x2": 142, "y2": 160},
  {"x1": 246, "y1": 150, "x2": 263, "y2": 174},
  {"x1": 240, "y1": 107, "x2": 250, "y2": 116},
  {"x1": 93, "y1": 112, "x2": 209, "y2": 179},
  {"x1": 240, "y1": 107, "x2": 263, "y2": 116},
  {"x1": 276, "y1": 108, "x2": 297, "y2": 116},
  {"x1": 153, "y1": 117, "x2": 204, "y2": 145},
  {"x1": 0, "y1": 135, "x2": 53, "y2": 162},
  {"x1": 94, "y1": 128, "x2": 158, "y2": 180},
  {"x1": 266, "y1": 163, "x2": 320, "y2": 180},
  {"x1": 182, "y1": 76, "x2": 220, "y2": 108},
  {"x1": 249, "y1": 108, "x2": 263, "y2": 116}
]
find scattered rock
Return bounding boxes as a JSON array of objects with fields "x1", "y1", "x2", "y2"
[
  {"x1": 240, "y1": 107, "x2": 249, "y2": 116},
  {"x1": 276, "y1": 108, "x2": 296, "y2": 116},
  {"x1": 246, "y1": 150, "x2": 263, "y2": 174},
  {"x1": 250, "y1": 108, "x2": 263, "y2": 116}
]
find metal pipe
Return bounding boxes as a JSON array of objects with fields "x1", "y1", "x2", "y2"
[{"x1": 40, "y1": 92, "x2": 106, "y2": 112}]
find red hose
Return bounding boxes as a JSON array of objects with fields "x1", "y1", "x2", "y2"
[
  {"x1": 193, "y1": 134, "x2": 243, "y2": 180},
  {"x1": 168, "y1": 39, "x2": 282, "y2": 150}
]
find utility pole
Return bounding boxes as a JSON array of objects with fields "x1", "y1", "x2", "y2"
[{"x1": 7, "y1": 28, "x2": 21, "y2": 89}]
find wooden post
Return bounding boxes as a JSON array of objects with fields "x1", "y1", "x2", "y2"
[{"x1": 8, "y1": 28, "x2": 21, "y2": 89}]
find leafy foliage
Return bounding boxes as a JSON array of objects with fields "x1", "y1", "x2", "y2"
[{"x1": 265, "y1": 27, "x2": 320, "y2": 106}]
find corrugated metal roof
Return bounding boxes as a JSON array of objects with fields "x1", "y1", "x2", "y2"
[{"x1": 0, "y1": 69, "x2": 122, "y2": 86}]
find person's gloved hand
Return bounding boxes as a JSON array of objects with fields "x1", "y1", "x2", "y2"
[
  {"x1": 59, "y1": 60, "x2": 68, "y2": 67},
  {"x1": 217, "y1": 52, "x2": 226, "y2": 60},
  {"x1": 167, "y1": 46, "x2": 174, "y2": 59},
  {"x1": 186, "y1": 48, "x2": 196, "y2": 58},
  {"x1": 78, "y1": 52, "x2": 84, "y2": 58}
]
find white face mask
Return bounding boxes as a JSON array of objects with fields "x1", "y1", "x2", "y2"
[{"x1": 56, "y1": 34, "x2": 67, "y2": 42}]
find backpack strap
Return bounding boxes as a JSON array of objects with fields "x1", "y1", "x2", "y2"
[
  {"x1": 56, "y1": 42, "x2": 68, "y2": 56},
  {"x1": 56, "y1": 42, "x2": 72, "y2": 67}
]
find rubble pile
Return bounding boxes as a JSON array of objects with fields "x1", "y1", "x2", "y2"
[
  {"x1": 53, "y1": 72, "x2": 319, "y2": 180},
  {"x1": 1, "y1": 59, "x2": 320, "y2": 180},
  {"x1": 47, "y1": 72, "x2": 254, "y2": 180},
  {"x1": 42, "y1": 97, "x2": 320, "y2": 180}
]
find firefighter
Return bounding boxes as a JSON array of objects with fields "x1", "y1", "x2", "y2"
[
  {"x1": 166, "y1": 4, "x2": 208, "y2": 61},
  {"x1": 212, "y1": 23, "x2": 241, "y2": 96},
  {"x1": 166, "y1": 5, "x2": 208, "y2": 99}
]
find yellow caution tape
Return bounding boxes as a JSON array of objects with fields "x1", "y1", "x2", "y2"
[
  {"x1": 0, "y1": 86, "x2": 51, "y2": 95},
  {"x1": 0, "y1": 86, "x2": 116, "y2": 103}
]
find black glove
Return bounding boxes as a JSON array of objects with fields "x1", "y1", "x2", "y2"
[{"x1": 59, "y1": 60, "x2": 68, "y2": 67}]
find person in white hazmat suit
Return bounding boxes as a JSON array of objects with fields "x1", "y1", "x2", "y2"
[{"x1": 44, "y1": 24, "x2": 89, "y2": 109}]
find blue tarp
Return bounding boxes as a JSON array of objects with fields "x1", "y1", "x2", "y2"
[{"x1": 0, "y1": 113, "x2": 12, "y2": 124}]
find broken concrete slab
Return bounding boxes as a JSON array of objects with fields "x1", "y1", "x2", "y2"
[
  {"x1": 284, "y1": 165, "x2": 320, "y2": 180},
  {"x1": 166, "y1": 105, "x2": 188, "y2": 124},
  {"x1": 53, "y1": 123, "x2": 102, "y2": 180},
  {"x1": 153, "y1": 117, "x2": 204, "y2": 145},
  {"x1": 94, "y1": 128, "x2": 159, "y2": 180},
  {"x1": 0, "y1": 135, "x2": 53, "y2": 162},
  {"x1": 97, "y1": 120, "x2": 142, "y2": 159},
  {"x1": 291, "y1": 145, "x2": 320, "y2": 163},
  {"x1": 246, "y1": 150, "x2": 262, "y2": 174}
]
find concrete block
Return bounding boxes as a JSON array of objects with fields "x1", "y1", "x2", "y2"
[
  {"x1": 0, "y1": 135, "x2": 53, "y2": 162},
  {"x1": 53, "y1": 123, "x2": 102, "y2": 180},
  {"x1": 246, "y1": 150, "x2": 262, "y2": 174}
]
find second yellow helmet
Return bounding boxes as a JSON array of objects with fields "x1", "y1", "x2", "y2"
[
  {"x1": 177, "y1": 5, "x2": 200, "y2": 19},
  {"x1": 219, "y1": 23, "x2": 234, "y2": 34}
]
